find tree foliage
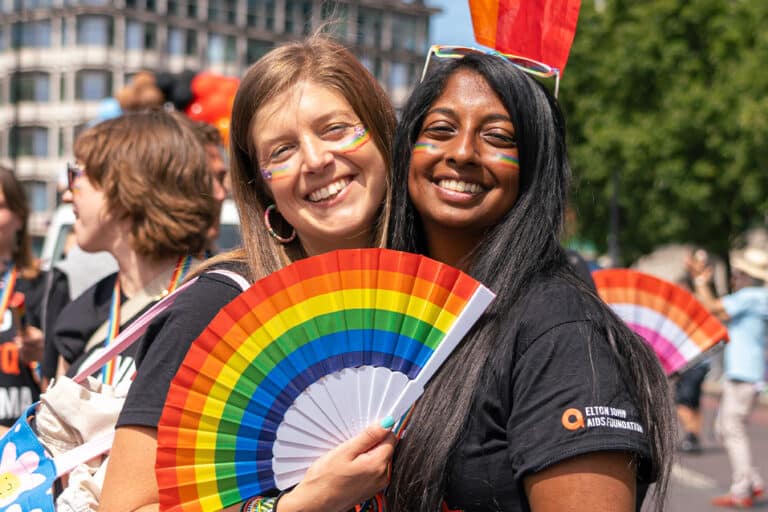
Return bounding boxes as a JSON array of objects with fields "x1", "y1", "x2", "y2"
[{"x1": 561, "y1": 0, "x2": 768, "y2": 264}]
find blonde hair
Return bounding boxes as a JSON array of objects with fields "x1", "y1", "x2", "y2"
[
  {"x1": 211, "y1": 35, "x2": 395, "y2": 281},
  {"x1": 74, "y1": 109, "x2": 216, "y2": 258}
]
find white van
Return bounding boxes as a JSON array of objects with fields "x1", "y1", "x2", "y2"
[{"x1": 40, "y1": 199, "x2": 242, "y2": 271}]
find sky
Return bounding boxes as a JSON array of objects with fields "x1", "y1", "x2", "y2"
[{"x1": 426, "y1": 0, "x2": 477, "y2": 47}]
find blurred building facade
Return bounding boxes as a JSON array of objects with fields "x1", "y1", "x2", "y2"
[{"x1": 0, "y1": 0, "x2": 437, "y2": 249}]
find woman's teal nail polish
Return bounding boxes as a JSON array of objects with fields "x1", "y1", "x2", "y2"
[{"x1": 380, "y1": 416, "x2": 395, "y2": 429}]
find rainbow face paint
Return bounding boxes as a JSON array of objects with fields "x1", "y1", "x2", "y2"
[
  {"x1": 260, "y1": 163, "x2": 292, "y2": 181},
  {"x1": 338, "y1": 125, "x2": 371, "y2": 153},
  {"x1": 494, "y1": 152, "x2": 519, "y2": 169},
  {"x1": 413, "y1": 141, "x2": 439, "y2": 154}
]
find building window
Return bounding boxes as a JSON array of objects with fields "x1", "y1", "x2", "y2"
[
  {"x1": 10, "y1": 127, "x2": 48, "y2": 158},
  {"x1": 125, "y1": 0, "x2": 137, "y2": 7},
  {"x1": 285, "y1": 0, "x2": 312, "y2": 35},
  {"x1": 76, "y1": 15, "x2": 113, "y2": 46},
  {"x1": 76, "y1": 69, "x2": 112, "y2": 100},
  {"x1": 22, "y1": 180, "x2": 49, "y2": 213},
  {"x1": 0, "y1": 26, "x2": 6, "y2": 51},
  {"x1": 146, "y1": 0, "x2": 156, "y2": 11},
  {"x1": 246, "y1": 39, "x2": 272, "y2": 65},
  {"x1": 12, "y1": 20, "x2": 52, "y2": 48},
  {"x1": 14, "y1": 0, "x2": 53, "y2": 9},
  {"x1": 392, "y1": 15, "x2": 417, "y2": 51},
  {"x1": 125, "y1": 20, "x2": 142, "y2": 49},
  {"x1": 60, "y1": 17, "x2": 68, "y2": 45},
  {"x1": 265, "y1": 0, "x2": 275, "y2": 30},
  {"x1": 207, "y1": 33, "x2": 236, "y2": 64},
  {"x1": 11, "y1": 72, "x2": 50, "y2": 102},
  {"x1": 187, "y1": 0, "x2": 197, "y2": 18},
  {"x1": 209, "y1": 0, "x2": 237, "y2": 24},
  {"x1": 167, "y1": 0, "x2": 178, "y2": 15},
  {"x1": 246, "y1": 0, "x2": 259, "y2": 27},
  {"x1": 144, "y1": 23, "x2": 156, "y2": 49},
  {"x1": 126, "y1": 20, "x2": 156, "y2": 50},
  {"x1": 357, "y1": 8, "x2": 382, "y2": 49},
  {"x1": 60, "y1": 74, "x2": 66, "y2": 101},
  {"x1": 168, "y1": 27, "x2": 183, "y2": 55},
  {"x1": 321, "y1": 2, "x2": 347, "y2": 39},
  {"x1": 185, "y1": 29, "x2": 197, "y2": 56}
]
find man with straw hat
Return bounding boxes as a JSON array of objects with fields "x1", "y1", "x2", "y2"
[{"x1": 688, "y1": 247, "x2": 768, "y2": 508}]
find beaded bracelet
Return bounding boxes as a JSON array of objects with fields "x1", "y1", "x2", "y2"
[{"x1": 240, "y1": 496, "x2": 276, "y2": 512}]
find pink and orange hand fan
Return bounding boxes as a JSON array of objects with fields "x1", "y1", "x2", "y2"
[
  {"x1": 593, "y1": 268, "x2": 728, "y2": 376},
  {"x1": 155, "y1": 248, "x2": 495, "y2": 511}
]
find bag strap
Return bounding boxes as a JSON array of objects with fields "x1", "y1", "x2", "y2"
[
  {"x1": 73, "y1": 277, "x2": 199, "y2": 383},
  {"x1": 53, "y1": 430, "x2": 115, "y2": 477},
  {"x1": 208, "y1": 268, "x2": 250, "y2": 291}
]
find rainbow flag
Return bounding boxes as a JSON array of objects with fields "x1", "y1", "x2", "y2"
[{"x1": 469, "y1": 0, "x2": 581, "y2": 72}]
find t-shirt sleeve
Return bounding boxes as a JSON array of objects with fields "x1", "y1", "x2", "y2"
[
  {"x1": 722, "y1": 288, "x2": 768, "y2": 320},
  {"x1": 117, "y1": 272, "x2": 244, "y2": 428},
  {"x1": 507, "y1": 320, "x2": 652, "y2": 483}
]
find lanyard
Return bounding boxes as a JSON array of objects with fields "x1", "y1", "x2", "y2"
[
  {"x1": 0, "y1": 264, "x2": 18, "y2": 322},
  {"x1": 101, "y1": 255, "x2": 193, "y2": 385}
]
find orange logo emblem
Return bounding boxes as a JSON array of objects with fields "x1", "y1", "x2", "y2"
[{"x1": 561, "y1": 408, "x2": 585, "y2": 430}]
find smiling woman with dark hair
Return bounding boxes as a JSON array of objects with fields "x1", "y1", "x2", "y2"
[{"x1": 387, "y1": 53, "x2": 674, "y2": 511}]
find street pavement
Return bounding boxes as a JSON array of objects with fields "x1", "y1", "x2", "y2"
[{"x1": 644, "y1": 393, "x2": 768, "y2": 511}]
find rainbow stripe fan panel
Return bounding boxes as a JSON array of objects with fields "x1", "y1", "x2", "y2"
[
  {"x1": 156, "y1": 248, "x2": 495, "y2": 512},
  {"x1": 593, "y1": 269, "x2": 728, "y2": 376}
]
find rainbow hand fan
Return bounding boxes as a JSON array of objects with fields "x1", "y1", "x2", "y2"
[
  {"x1": 593, "y1": 269, "x2": 728, "y2": 376},
  {"x1": 156, "y1": 248, "x2": 495, "y2": 511}
]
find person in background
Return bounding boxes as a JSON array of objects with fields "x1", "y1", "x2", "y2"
[
  {"x1": 0, "y1": 166, "x2": 47, "y2": 432},
  {"x1": 674, "y1": 361, "x2": 710, "y2": 453},
  {"x1": 185, "y1": 118, "x2": 230, "y2": 252},
  {"x1": 99, "y1": 36, "x2": 398, "y2": 512},
  {"x1": 675, "y1": 249, "x2": 713, "y2": 454},
  {"x1": 688, "y1": 247, "x2": 768, "y2": 508},
  {"x1": 50, "y1": 109, "x2": 215, "y2": 388},
  {"x1": 40, "y1": 234, "x2": 117, "y2": 390},
  {"x1": 386, "y1": 50, "x2": 673, "y2": 511}
]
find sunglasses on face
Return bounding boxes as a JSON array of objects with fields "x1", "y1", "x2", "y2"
[
  {"x1": 66, "y1": 162, "x2": 86, "y2": 191},
  {"x1": 420, "y1": 44, "x2": 561, "y2": 98}
]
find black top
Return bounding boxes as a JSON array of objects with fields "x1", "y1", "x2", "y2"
[
  {"x1": 52, "y1": 272, "x2": 154, "y2": 386},
  {"x1": 442, "y1": 275, "x2": 652, "y2": 512},
  {"x1": 118, "y1": 267, "x2": 246, "y2": 428},
  {"x1": 40, "y1": 267, "x2": 73, "y2": 379},
  {"x1": 0, "y1": 271, "x2": 45, "y2": 426}
]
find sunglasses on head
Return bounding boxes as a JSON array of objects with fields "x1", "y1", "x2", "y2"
[
  {"x1": 420, "y1": 44, "x2": 561, "y2": 98},
  {"x1": 66, "y1": 162, "x2": 86, "y2": 191}
]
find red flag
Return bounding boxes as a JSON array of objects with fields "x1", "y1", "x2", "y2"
[{"x1": 469, "y1": 0, "x2": 581, "y2": 72}]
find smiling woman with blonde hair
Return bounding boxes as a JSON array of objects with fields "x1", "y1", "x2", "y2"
[{"x1": 100, "y1": 35, "x2": 398, "y2": 512}]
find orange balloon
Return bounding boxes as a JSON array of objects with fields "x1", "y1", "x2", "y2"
[{"x1": 191, "y1": 72, "x2": 220, "y2": 98}]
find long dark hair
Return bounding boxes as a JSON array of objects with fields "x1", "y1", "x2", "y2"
[{"x1": 387, "y1": 55, "x2": 673, "y2": 510}]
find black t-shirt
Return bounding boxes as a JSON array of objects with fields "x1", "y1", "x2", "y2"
[
  {"x1": 53, "y1": 272, "x2": 155, "y2": 386},
  {"x1": 40, "y1": 267, "x2": 72, "y2": 380},
  {"x1": 0, "y1": 272, "x2": 45, "y2": 426},
  {"x1": 117, "y1": 267, "x2": 246, "y2": 428},
  {"x1": 441, "y1": 275, "x2": 652, "y2": 512}
]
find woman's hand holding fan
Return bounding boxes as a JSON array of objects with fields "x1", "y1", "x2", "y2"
[{"x1": 280, "y1": 422, "x2": 395, "y2": 512}]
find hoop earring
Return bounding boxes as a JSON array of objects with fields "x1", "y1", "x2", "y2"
[{"x1": 264, "y1": 204, "x2": 296, "y2": 244}]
